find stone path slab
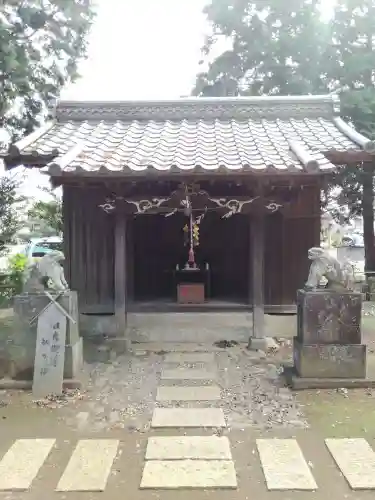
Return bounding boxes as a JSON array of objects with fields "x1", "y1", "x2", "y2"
[
  {"x1": 140, "y1": 460, "x2": 237, "y2": 489},
  {"x1": 256, "y1": 439, "x2": 317, "y2": 491},
  {"x1": 161, "y1": 368, "x2": 217, "y2": 381},
  {"x1": 56, "y1": 440, "x2": 119, "y2": 492},
  {"x1": 145, "y1": 436, "x2": 232, "y2": 460},
  {"x1": 156, "y1": 385, "x2": 221, "y2": 401},
  {"x1": 164, "y1": 352, "x2": 215, "y2": 363},
  {"x1": 151, "y1": 408, "x2": 226, "y2": 428},
  {"x1": 325, "y1": 438, "x2": 375, "y2": 489},
  {"x1": 0, "y1": 439, "x2": 55, "y2": 491},
  {"x1": 134, "y1": 343, "x2": 225, "y2": 352}
]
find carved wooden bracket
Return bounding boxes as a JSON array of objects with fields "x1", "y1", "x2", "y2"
[
  {"x1": 99, "y1": 196, "x2": 169, "y2": 214},
  {"x1": 208, "y1": 197, "x2": 258, "y2": 218},
  {"x1": 98, "y1": 182, "x2": 284, "y2": 217}
]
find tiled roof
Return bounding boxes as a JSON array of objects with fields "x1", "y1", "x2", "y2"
[{"x1": 4, "y1": 95, "x2": 375, "y2": 176}]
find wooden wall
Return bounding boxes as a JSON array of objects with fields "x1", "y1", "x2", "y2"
[
  {"x1": 281, "y1": 184, "x2": 321, "y2": 304},
  {"x1": 63, "y1": 185, "x2": 115, "y2": 313},
  {"x1": 62, "y1": 180, "x2": 321, "y2": 312}
]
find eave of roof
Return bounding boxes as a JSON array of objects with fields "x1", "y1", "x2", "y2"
[{"x1": 1, "y1": 94, "x2": 375, "y2": 177}]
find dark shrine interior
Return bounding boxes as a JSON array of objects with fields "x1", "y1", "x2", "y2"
[
  {"x1": 122, "y1": 179, "x2": 290, "y2": 306},
  {"x1": 132, "y1": 211, "x2": 250, "y2": 302}
]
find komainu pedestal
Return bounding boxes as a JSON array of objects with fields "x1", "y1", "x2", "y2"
[
  {"x1": 7, "y1": 291, "x2": 83, "y2": 381},
  {"x1": 287, "y1": 289, "x2": 374, "y2": 388}
]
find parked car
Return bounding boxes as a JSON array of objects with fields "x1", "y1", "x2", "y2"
[
  {"x1": 341, "y1": 232, "x2": 364, "y2": 247},
  {"x1": 22, "y1": 236, "x2": 63, "y2": 263}
]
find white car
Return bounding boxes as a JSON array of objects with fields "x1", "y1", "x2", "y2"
[
  {"x1": 22, "y1": 236, "x2": 63, "y2": 263},
  {"x1": 0, "y1": 237, "x2": 62, "y2": 273}
]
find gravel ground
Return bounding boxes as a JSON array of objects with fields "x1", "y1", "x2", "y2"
[
  {"x1": 55, "y1": 343, "x2": 308, "y2": 433},
  {"x1": 154, "y1": 348, "x2": 307, "y2": 430},
  {"x1": 64, "y1": 350, "x2": 165, "y2": 433},
  {"x1": 216, "y1": 348, "x2": 307, "y2": 429}
]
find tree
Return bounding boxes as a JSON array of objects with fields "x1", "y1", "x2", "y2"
[
  {"x1": 193, "y1": 0, "x2": 329, "y2": 97},
  {"x1": 194, "y1": 0, "x2": 375, "y2": 274},
  {"x1": 0, "y1": 0, "x2": 94, "y2": 141},
  {"x1": 324, "y1": 0, "x2": 375, "y2": 273},
  {"x1": 0, "y1": 176, "x2": 24, "y2": 253},
  {"x1": 27, "y1": 188, "x2": 62, "y2": 234}
]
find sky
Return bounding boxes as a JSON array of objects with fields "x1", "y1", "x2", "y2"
[
  {"x1": 20, "y1": 0, "x2": 336, "y2": 199},
  {"x1": 62, "y1": 0, "x2": 335, "y2": 101},
  {"x1": 62, "y1": 0, "x2": 209, "y2": 101}
]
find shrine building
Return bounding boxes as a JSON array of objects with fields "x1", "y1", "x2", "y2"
[{"x1": 2, "y1": 94, "x2": 374, "y2": 340}]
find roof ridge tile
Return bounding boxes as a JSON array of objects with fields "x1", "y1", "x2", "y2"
[{"x1": 53, "y1": 95, "x2": 338, "y2": 122}]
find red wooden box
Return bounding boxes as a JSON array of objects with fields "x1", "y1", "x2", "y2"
[{"x1": 177, "y1": 283, "x2": 205, "y2": 304}]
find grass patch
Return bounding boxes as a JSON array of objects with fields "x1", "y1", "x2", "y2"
[{"x1": 297, "y1": 389, "x2": 375, "y2": 437}]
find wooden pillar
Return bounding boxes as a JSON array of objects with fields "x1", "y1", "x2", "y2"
[
  {"x1": 114, "y1": 210, "x2": 127, "y2": 337},
  {"x1": 126, "y1": 217, "x2": 135, "y2": 301},
  {"x1": 248, "y1": 211, "x2": 265, "y2": 347},
  {"x1": 62, "y1": 185, "x2": 71, "y2": 286}
]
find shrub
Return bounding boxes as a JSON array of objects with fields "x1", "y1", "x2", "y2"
[
  {"x1": 8, "y1": 253, "x2": 28, "y2": 295},
  {"x1": 0, "y1": 253, "x2": 28, "y2": 307}
]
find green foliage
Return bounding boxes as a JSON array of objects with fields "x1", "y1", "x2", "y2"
[
  {"x1": 28, "y1": 194, "x2": 63, "y2": 234},
  {"x1": 194, "y1": 0, "x2": 375, "y2": 100},
  {"x1": 0, "y1": 0, "x2": 94, "y2": 140},
  {"x1": 193, "y1": 0, "x2": 329, "y2": 97},
  {"x1": 0, "y1": 253, "x2": 27, "y2": 307},
  {"x1": 194, "y1": 0, "x2": 375, "y2": 268},
  {"x1": 324, "y1": 88, "x2": 375, "y2": 222},
  {"x1": 7, "y1": 253, "x2": 27, "y2": 294},
  {"x1": 323, "y1": 1, "x2": 375, "y2": 269},
  {"x1": 0, "y1": 176, "x2": 24, "y2": 254},
  {"x1": 326, "y1": 0, "x2": 375, "y2": 92}
]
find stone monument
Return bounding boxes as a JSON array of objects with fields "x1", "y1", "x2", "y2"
[
  {"x1": 6, "y1": 251, "x2": 83, "y2": 389},
  {"x1": 286, "y1": 247, "x2": 374, "y2": 389}
]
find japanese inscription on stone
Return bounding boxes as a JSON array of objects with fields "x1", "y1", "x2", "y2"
[{"x1": 32, "y1": 302, "x2": 67, "y2": 397}]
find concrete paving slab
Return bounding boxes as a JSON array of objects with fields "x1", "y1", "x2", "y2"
[
  {"x1": 0, "y1": 439, "x2": 55, "y2": 491},
  {"x1": 140, "y1": 460, "x2": 237, "y2": 489},
  {"x1": 145, "y1": 436, "x2": 232, "y2": 460},
  {"x1": 164, "y1": 352, "x2": 215, "y2": 363},
  {"x1": 256, "y1": 439, "x2": 317, "y2": 491},
  {"x1": 56, "y1": 439, "x2": 119, "y2": 491},
  {"x1": 156, "y1": 385, "x2": 221, "y2": 401},
  {"x1": 161, "y1": 368, "x2": 217, "y2": 381},
  {"x1": 76, "y1": 412, "x2": 89, "y2": 430},
  {"x1": 151, "y1": 408, "x2": 226, "y2": 428},
  {"x1": 325, "y1": 438, "x2": 375, "y2": 489},
  {"x1": 134, "y1": 343, "x2": 227, "y2": 352}
]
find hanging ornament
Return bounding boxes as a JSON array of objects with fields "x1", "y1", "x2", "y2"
[
  {"x1": 193, "y1": 223, "x2": 199, "y2": 247},
  {"x1": 183, "y1": 224, "x2": 189, "y2": 246},
  {"x1": 180, "y1": 186, "x2": 206, "y2": 268},
  {"x1": 188, "y1": 205, "x2": 195, "y2": 266}
]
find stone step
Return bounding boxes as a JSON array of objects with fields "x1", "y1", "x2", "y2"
[
  {"x1": 140, "y1": 460, "x2": 237, "y2": 489},
  {"x1": 145, "y1": 436, "x2": 232, "y2": 460},
  {"x1": 56, "y1": 439, "x2": 119, "y2": 492},
  {"x1": 0, "y1": 437, "x2": 375, "y2": 492},
  {"x1": 0, "y1": 438, "x2": 56, "y2": 491},
  {"x1": 151, "y1": 408, "x2": 226, "y2": 428},
  {"x1": 163, "y1": 352, "x2": 216, "y2": 363},
  {"x1": 0, "y1": 439, "x2": 118, "y2": 492},
  {"x1": 325, "y1": 438, "x2": 375, "y2": 489},
  {"x1": 133, "y1": 342, "x2": 237, "y2": 352},
  {"x1": 156, "y1": 385, "x2": 221, "y2": 402},
  {"x1": 256, "y1": 438, "x2": 317, "y2": 491},
  {"x1": 160, "y1": 368, "x2": 217, "y2": 381}
]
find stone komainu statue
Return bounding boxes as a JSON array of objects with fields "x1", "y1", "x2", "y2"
[
  {"x1": 23, "y1": 250, "x2": 69, "y2": 293},
  {"x1": 305, "y1": 247, "x2": 355, "y2": 291}
]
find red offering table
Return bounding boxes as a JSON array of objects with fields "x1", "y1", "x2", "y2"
[{"x1": 174, "y1": 268, "x2": 210, "y2": 304}]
